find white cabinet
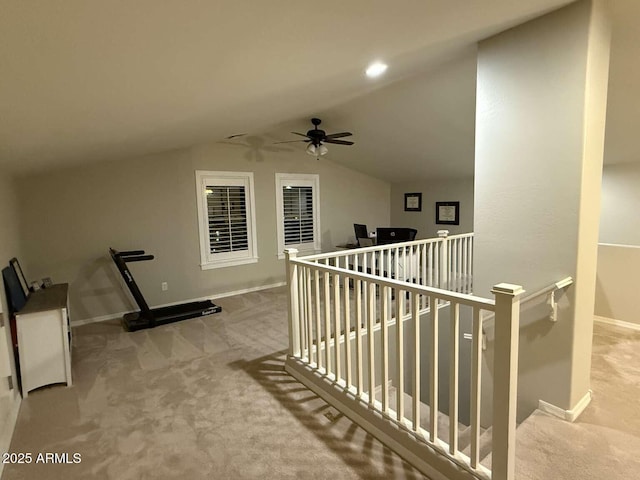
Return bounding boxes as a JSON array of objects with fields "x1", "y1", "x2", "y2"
[{"x1": 15, "y1": 284, "x2": 72, "y2": 397}]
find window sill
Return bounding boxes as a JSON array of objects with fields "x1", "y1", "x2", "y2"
[{"x1": 200, "y1": 256, "x2": 259, "y2": 270}]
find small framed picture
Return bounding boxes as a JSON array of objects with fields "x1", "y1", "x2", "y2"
[
  {"x1": 436, "y1": 201, "x2": 460, "y2": 225},
  {"x1": 404, "y1": 192, "x2": 422, "y2": 212}
]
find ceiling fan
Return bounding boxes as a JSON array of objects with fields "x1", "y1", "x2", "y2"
[{"x1": 276, "y1": 118, "x2": 354, "y2": 157}]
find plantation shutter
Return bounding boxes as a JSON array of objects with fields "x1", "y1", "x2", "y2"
[
  {"x1": 282, "y1": 186, "x2": 314, "y2": 245},
  {"x1": 206, "y1": 185, "x2": 249, "y2": 253}
]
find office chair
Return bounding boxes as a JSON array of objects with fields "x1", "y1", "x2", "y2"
[{"x1": 376, "y1": 227, "x2": 418, "y2": 245}]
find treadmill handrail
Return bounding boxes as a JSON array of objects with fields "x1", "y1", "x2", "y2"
[
  {"x1": 121, "y1": 255, "x2": 155, "y2": 262},
  {"x1": 109, "y1": 247, "x2": 152, "y2": 317},
  {"x1": 110, "y1": 248, "x2": 155, "y2": 263},
  {"x1": 118, "y1": 249, "x2": 146, "y2": 256}
]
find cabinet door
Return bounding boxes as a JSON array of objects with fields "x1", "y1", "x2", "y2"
[{"x1": 18, "y1": 310, "x2": 67, "y2": 395}]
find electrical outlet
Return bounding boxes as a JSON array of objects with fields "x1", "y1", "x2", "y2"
[{"x1": 161, "y1": 282, "x2": 168, "y2": 291}]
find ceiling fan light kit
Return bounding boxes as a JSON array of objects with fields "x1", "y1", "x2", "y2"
[
  {"x1": 276, "y1": 117, "x2": 354, "y2": 158},
  {"x1": 306, "y1": 143, "x2": 328, "y2": 156}
]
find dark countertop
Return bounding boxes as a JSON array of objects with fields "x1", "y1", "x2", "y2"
[{"x1": 18, "y1": 283, "x2": 68, "y2": 315}]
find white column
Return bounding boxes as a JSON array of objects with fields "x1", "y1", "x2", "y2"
[
  {"x1": 474, "y1": 0, "x2": 610, "y2": 417},
  {"x1": 285, "y1": 248, "x2": 300, "y2": 357},
  {"x1": 491, "y1": 283, "x2": 524, "y2": 480}
]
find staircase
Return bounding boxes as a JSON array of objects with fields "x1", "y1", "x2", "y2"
[{"x1": 386, "y1": 385, "x2": 494, "y2": 470}]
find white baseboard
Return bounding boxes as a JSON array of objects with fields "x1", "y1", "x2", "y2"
[
  {"x1": 0, "y1": 392, "x2": 21, "y2": 477},
  {"x1": 594, "y1": 315, "x2": 640, "y2": 332},
  {"x1": 70, "y1": 281, "x2": 286, "y2": 327},
  {"x1": 538, "y1": 390, "x2": 592, "y2": 422}
]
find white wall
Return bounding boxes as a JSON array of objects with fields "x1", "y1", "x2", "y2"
[
  {"x1": 474, "y1": 0, "x2": 610, "y2": 418},
  {"x1": 599, "y1": 163, "x2": 640, "y2": 246},
  {"x1": 390, "y1": 178, "x2": 474, "y2": 239},
  {"x1": 15, "y1": 140, "x2": 390, "y2": 322}
]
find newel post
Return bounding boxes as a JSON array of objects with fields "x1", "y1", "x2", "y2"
[
  {"x1": 284, "y1": 248, "x2": 300, "y2": 357},
  {"x1": 491, "y1": 283, "x2": 524, "y2": 480},
  {"x1": 437, "y1": 230, "x2": 449, "y2": 290}
]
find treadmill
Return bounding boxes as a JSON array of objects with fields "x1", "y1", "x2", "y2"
[{"x1": 109, "y1": 248, "x2": 221, "y2": 331}]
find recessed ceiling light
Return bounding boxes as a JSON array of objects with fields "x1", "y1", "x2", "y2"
[{"x1": 366, "y1": 62, "x2": 388, "y2": 78}]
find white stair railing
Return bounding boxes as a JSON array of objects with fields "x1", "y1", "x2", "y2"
[
  {"x1": 302, "y1": 230, "x2": 474, "y2": 295},
  {"x1": 284, "y1": 247, "x2": 522, "y2": 480}
]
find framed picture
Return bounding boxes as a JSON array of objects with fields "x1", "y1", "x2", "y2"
[
  {"x1": 436, "y1": 201, "x2": 460, "y2": 225},
  {"x1": 404, "y1": 192, "x2": 422, "y2": 212}
]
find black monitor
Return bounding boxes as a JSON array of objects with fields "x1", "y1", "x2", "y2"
[
  {"x1": 353, "y1": 224, "x2": 369, "y2": 246},
  {"x1": 2, "y1": 265, "x2": 27, "y2": 313},
  {"x1": 376, "y1": 227, "x2": 417, "y2": 245}
]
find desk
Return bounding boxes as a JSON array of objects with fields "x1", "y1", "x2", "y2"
[
  {"x1": 336, "y1": 243, "x2": 360, "y2": 249},
  {"x1": 15, "y1": 284, "x2": 72, "y2": 397}
]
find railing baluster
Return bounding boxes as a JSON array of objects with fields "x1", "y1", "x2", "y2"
[
  {"x1": 381, "y1": 285, "x2": 390, "y2": 413},
  {"x1": 315, "y1": 270, "x2": 322, "y2": 370},
  {"x1": 408, "y1": 245, "x2": 414, "y2": 284},
  {"x1": 421, "y1": 244, "x2": 427, "y2": 308},
  {"x1": 344, "y1": 271, "x2": 352, "y2": 389},
  {"x1": 462, "y1": 238, "x2": 468, "y2": 293},
  {"x1": 367, "y1": 281, "x2": 376, "y2": 405},
  {"x1": 412, "y1": 292, "x2": 420, "y2": 432},
  {"x1": 449, "y1": 302, "x2": 460, "y2": 454},
  {"x1": 430, "y1": 294, "x2": 439, "y2": 443},
  {"x1": 396, "y1": 287, "x2": 404, "y2": 422},
  {"x1": 306, "y1": 267, "x2": 314, "y2": 364},
  {"x1": 469, "y1": 237, "x2": 474, "y2": 292},
  {"x1": 299, "y1": 265, "x2": 306, "y2": 359},
  {"x1": 355, "y1": 278, "x2": 363, "y2": 396},
  {"x1": 470, "y1": 307, "x2": 482, "y2": 468},
  {"x1": 402, "y1": 245, "x2": 407, "y2": 283},
  {"x1": 434, "y1": 242, "x2": 440, "y2": 292},
  {"x1": 457, "y1": 239, "x2": 462, "y2": 292},
  {"x1": 324, "y1": 271, "x2": 331, "y2": 375},
  {"x1": 334, "y1": 272, "x2": 341, "y2": 383},
  {"x1": 428, "y1": 243, "x2": 434, "y2": 288},
  {"x1": 458, "y1": 239, "x2": 461, "y2": 291},
  {"x1": 363, "y1": 251, "x2": 368, "y2": 276}
]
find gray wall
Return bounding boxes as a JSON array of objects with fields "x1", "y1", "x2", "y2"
[
  {"x1": 390, "y1": 178, "x2": 474, "y2": 239},
  {"x1": 15, "y1": 141, "x2": 390, "y2": 322},
  {"x1": 594, "y1": 163, "x2": 640, "y2": 324},
  {"x1": 474, "y1": 0, "x2": 610, "y2": 418},
  {"x1": 0, "y1": 170, "x2": 22, "y2": 299},
  {"x1": 0, "y1": 169, "x2": 22, "y2": 434},
  {"x1": 599, "y1": 163, "x2": 640, "y2": 246},
  {"x1": 594, "y1": 244, "x2": 640, "y2": 324}
]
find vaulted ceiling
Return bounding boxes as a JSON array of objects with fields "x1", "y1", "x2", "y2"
[{"x1": 1, "y1": 0, "x2": 637, "y2": 182}]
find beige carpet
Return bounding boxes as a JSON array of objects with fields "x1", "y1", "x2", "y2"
[
  {"x1": 3, "y1": 287, "x2": 426, "y2": 480},
  {"x1": 513, "y1": 321, "x2": 640, "y2": 479},
  {"x1": 4, "y1": 288, "x2": 640, "y2": 479}
]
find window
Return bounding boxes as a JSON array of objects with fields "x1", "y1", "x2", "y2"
[
  {"x1": 275, "y1": 173, "x2": 321, "y2": 258},
  {"x1": 195, "y1": 171, "x2": 258, "y2": 269}
]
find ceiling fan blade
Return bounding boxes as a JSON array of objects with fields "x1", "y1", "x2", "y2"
[
  {"x1": 291, "y1": 132, "x2": 311, "y2": 138},
  {"x1": 324, "y1": 132, "x2": 352, "y2": 139},
  {"x1": 273, "y1": 139, "x2": 310, "y2": 144},
  {"x1": 324, "y1": 139, "x2": 354, "y2": 145}
]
